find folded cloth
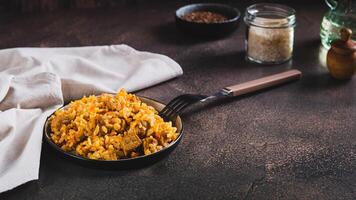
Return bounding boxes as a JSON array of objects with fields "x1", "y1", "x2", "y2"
[{"x1": 0, "y1": 45, "x2": 183, "y2": 193}]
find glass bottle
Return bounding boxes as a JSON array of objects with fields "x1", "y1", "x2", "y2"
[{"x1": 320, "y1": 0, "x2": 356, "y2": 49}]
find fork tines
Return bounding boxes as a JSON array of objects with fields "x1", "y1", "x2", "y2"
[{"x1": 159, "y1": 94, "x2": 206, "y2": 121}]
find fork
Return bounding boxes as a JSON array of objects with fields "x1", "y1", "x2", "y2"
[{"x1": 159, "y1": 69, "x2": 302, "y2": 121}]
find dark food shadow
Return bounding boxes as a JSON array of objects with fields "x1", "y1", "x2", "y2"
[
  {"x1": 0, "y1": 180, "x2": 40, "y2": 199},
  {"x1": 288, "y1": 39, "x2": 351, "y2": 90},
  {"x1": 293, "y1": 39, "x2": 322, "y2": 61},
  {"x1": 152, "y1": 21, "x2": 233, "y2": 45},
  {"x1": 181, "y1": 79, "x2": 301, "y2": 118},
  {"x1": 180, "y1": 50, "x2": 247, "y2": 70},
  {"x1": 298, "y1": 72, "x2": 350, "y2": 91},
  {"x1": 40, "y1": 142, "x2": 169, "y2": 176}
]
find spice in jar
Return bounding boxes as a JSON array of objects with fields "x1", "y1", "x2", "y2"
[
  {"x1": 244, "y1": 4, "x2": 296, "y2": 64},
  {"x1": 182, "y1": 11, "x2": 228, "y2": 23}
]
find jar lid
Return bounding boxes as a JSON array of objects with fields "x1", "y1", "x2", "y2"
[
  {"x1": 331, "y1": 28, "x2": 356, "y2": 54},
  {"x1": 244, "y1": 3, "x2": 296, "y2": 28}
]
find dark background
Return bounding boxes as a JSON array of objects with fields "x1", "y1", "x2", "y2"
[
  {"x1": 0, "y1": 0, "x2": 355, "y2": 200},
  {"x1": 0, "y1": 0, "x2": 324, "y2": 12}
]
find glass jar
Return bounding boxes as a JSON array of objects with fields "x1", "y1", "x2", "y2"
[{"x1": 244, "y1": 3, "x2": 296, "y2": 64}]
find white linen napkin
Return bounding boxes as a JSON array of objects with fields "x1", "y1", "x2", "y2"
[{"x1": 0, "y1": 44, "x2": 183, "y2": 193}]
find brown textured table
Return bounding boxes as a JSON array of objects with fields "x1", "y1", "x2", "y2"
[{"x1": 1, "y1": 1, "x2": 355, "y2": 200}]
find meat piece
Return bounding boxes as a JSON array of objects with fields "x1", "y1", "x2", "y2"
[{"x1": 122, "y1": 132, "x2": 142, "y2": 156}]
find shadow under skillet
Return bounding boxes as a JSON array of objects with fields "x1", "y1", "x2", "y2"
[{"x1": 40, "y1": 142, "x2": 138, "y2": 176}]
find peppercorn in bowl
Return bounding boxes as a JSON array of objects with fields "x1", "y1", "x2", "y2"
[
  {"x1": 43, "y1": 89, "x2": 183, "y2": 169},
  {"x1": 175, "y1": 3, "x2": 241, "y2": 37}
]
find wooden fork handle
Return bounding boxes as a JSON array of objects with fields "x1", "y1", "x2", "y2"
[{"x1": 223, "y1": 69, "x2": 302, "y2": 96}]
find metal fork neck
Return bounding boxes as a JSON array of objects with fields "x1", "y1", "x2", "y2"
[
  {"x1": 199, "y1": 88, "x2": 232, "y2": 102},
  {"x1": 220, "y1": 88, "x2": 233, "y2": 96}
]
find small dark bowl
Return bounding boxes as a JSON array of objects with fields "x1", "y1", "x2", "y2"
[{"x1": 175, "y1": 3, "x2": 240, "y2": 37}]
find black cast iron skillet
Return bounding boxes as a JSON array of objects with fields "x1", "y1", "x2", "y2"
[{"x1": 43, "y1": 96, "x2": 183, "y2": 169}]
